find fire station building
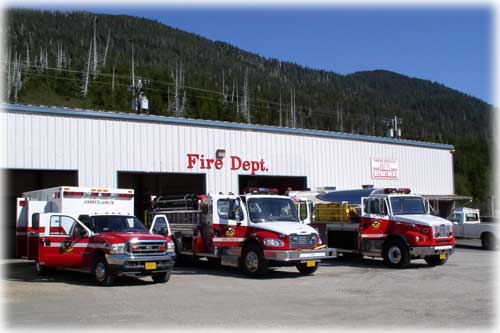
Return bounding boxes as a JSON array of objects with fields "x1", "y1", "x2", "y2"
[{"x1": 1, "y1": 103, "x2": 457, "y2": 257}]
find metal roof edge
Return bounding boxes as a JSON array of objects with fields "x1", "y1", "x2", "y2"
[{"x1": 1, "y1": 103, "x2": 454, "y2": 150}]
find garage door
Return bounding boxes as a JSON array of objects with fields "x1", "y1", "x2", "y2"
[
  {"x1": 1, "y1": 169, "x2": 78, "y2": 258},
  {"x1": 238, "y1": 175, "x2": 307, "y2": 195},
  {"x1": 117, "y1": 172, "x2": 206, "y2": 220}
]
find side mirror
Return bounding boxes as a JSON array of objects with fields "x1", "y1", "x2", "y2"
[
  {"x1": 77, "y1": 229, "x2": 89, "y2": 238},
  {"x1": 159, "y1": 227, "x2": 169, "y2": 236},
  {"x1": 233, "y1": 207, "x2": 242, "y2": 224}
]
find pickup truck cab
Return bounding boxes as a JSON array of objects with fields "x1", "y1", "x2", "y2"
[
  {"x1": 30, "y1": 213, "x2": 175, "y2": 285},
  {"x1": 448, "y1": 207, "x2": 498, "y2": 250}
]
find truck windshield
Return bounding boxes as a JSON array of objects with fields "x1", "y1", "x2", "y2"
[
  {"x1": 247, "y1": 198, "x2": 299, "y2": 223},
  {"x1": 390, "y1": 197, "x2": 427, "y2": 215},
  {"x1": 91, "y1": 216, "x2": 148, "y2": 233}
]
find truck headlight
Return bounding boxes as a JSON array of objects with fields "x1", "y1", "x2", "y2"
[
  {"x1": 109, "y1": 243, "x2": 125, "y2": 254},
  {"x1": 167, "y1": 241, "x2": 175, "y2": 253},
  {"x1": 263, "y1": 238, "x2": 284, "y2": 247}
]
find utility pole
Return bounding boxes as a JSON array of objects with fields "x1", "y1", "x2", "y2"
[{"x1": 385, "y1": 115, "x2": 402, "y2": 138}]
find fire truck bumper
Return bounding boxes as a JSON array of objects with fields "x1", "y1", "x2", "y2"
[
  {"x1": 105, "y1": 253, "x2": 176, "y2": 276},
  {"x1": 409, "y1": 245, "x2": 454, "y2": 258},
  {"x1": 263, "y1": 247, "x2": 337, "y2": 263}
]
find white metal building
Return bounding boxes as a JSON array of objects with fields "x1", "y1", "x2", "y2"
[{"x1": 1, "y1": 103, "x2": 455, "y2": 256}]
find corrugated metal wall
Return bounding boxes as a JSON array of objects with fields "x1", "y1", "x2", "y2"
[{"x1": 1, "y1": 108, "x2": 454, "y2": 195}]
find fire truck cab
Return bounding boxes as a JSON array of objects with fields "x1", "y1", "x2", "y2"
[
  {"x1": 148, "y1": 192, "x2": 336, "y2": 276},
  {"x1": 308, "y1": 188, "x2": 455, "y2": 268},
  {"x1": 16, "y1": 186, "x2": 175, "y2": 286}
]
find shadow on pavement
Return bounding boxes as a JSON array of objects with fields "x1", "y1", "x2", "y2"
[
  {"x1": 3, "y1": 261, "x2": 157, "y2": 287},
  {"x1": 320, "y1": 256, "x2": 430, "y2": 269},
  {"x1": 172, "y1": 260, "x2": 309, "y2": 280}
]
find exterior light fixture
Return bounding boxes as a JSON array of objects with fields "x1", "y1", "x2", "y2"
[{"x1": 216, "y1": 149, "x2": 226, "y2": 159}]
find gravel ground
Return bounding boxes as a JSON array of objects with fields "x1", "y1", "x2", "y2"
[{"x1": 1, "y1": 239, "x2": 497, "y2": 331}]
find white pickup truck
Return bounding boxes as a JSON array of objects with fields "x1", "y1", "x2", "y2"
[{"x1": 448, "y1": 207, "x2": 498, "y2": 250}]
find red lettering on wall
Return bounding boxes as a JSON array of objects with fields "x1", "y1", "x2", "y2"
[
  {"x1": 187, "y1": 154, "x2": 199, "y2": 169},
  {"x1": 215, "y1": 159, "x2": 223, "y2": 169},
  {"x1": 231, "y1": 156, "x2": 242, "y2": 170},
  {"x1": 189, "y1": 153, "x2": 269, "y2": 174}
]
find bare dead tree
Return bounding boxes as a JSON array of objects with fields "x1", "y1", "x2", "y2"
[
  {"x1": 222, "y1": 70, "x2": 228, "y2": 111},
  {"x1": 111, "y1": 65, "x2": 115, "y2": 92},
  {"x1": 25, "y1": 44, "x2": 30, "y2": 68},
  {"x1": 6, "y1": 47, "x2": 12, "y2": 99},
  {"x1": 242, "y1": 68, "x2": 250, "y2": 123},
  {"x1": 56, "y1": 42, "x2": 62, "y2": 70},
  {"x1": 174, "y1": 59, "x2": 186, "y2": 117},
  {"x1": 82, "y1": 39, "x2": 92, "y2": 97},
  {"x1": 14, "y1": 54, "x2": 22, "y2": 101},
  {"x1": 231, "y1": 78, "x2": 236, "y2": 103},
  {"x1": 92, "y1": 16, "x2": 98, "y2": 79},
  {"x1": 290, "y1": 87, "x2": 296, "y2": 128},
  {"x1": 279, "y1": 91, "x2": 283, "y2": 127},
  {"x1": 103, "y1": 29, "x2": 111, "y2": 68},
  {"x1": 131, "y1": 45, "x2": 135, "y2": 88}
]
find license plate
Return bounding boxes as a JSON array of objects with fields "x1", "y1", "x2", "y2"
[
  {"x1": 306, "y1": 260, "x2": 316, "y2": 267},
  {"x1": 439, "y1": 253, "x2": 447, "y2": 260},
  {"x1": 145, "y1": 262, "x2": 157, "y2": 270}
]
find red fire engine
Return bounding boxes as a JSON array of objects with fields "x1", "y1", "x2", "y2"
[
  {"x1": 148, "y1": 192, "x2": 336, "y2": 276},
  {"x1": 293, "y1": 188, "x2": 455, "y2": 268}
]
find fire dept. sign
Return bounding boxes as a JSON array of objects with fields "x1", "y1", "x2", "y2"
[
  {"x1": 187, "y1": 153, "x2": 269, "y2": 175},
  {"x1": 371, "y1": 158, "x2": 399, "y2": 180}
]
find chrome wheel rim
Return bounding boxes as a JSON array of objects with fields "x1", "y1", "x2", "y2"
[
  {"x1": 95, "y1": 262, "x2": 106, "y2": 281},
  {"x1": 245, "y1": 251, "x2": 259, "y2": 272},
  {"x1": 388, "y1": 246, "x2": 402, "y2": 264}
]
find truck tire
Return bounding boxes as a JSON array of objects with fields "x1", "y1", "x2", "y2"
[
  {"x1": 296, "y1": 262, "x2": 319, "y2": 275},
  {"x1": 481, "y1": 233, "x2": 497, "y2": 251},
  {"x1": 424, "y1": 255, "x2": 448, "y2": 266},
  {"x1": 383, "y1": 239, "x2": 410, "y2": 268},
  {"x1": 92, "y1": 255, "x2": 115, "y2": 286},
  {"x1": 241, "y1": 243, "x2": 268, "y2": 277},
  {"x1": 173, "y1": 237, "x2": 187, "y2": 267},
  {"x1": 152, "y1": 271, "x2": 171, "y2": 283}
]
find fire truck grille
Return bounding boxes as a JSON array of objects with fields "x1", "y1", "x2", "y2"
[
  {"x1": 433, "y1": 224, "x2": 452, "y2": 238},
  {"x1": 127, "y1": 241, "x2": 166, "y2": 255},
  {"x1": 289, "y1": 234, "x2": 317, "y2": 248}
]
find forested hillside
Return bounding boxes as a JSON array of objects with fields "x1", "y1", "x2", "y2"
[{"x1": 3, "y1": 9, "x2": 494, "y2": 211}]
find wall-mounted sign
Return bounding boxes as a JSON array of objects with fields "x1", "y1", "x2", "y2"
[
  {"x1": 187, "y1": 153, "x2": 269, "y2": 175},
  {"x1": 371, "y1": 158, "x2": 399, "y2": 180}
]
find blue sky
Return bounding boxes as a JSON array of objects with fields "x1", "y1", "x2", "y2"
[{"x1": 10, "y1": 5, "x2": 494, "y2": 104}]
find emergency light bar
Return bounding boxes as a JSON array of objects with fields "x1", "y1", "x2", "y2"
[
  {"x1": 383, "y1": 188, "x2": 411, "y2": 194},
  {"x1": 62, "y1": 191, "x2": 134, "y2": 199}
]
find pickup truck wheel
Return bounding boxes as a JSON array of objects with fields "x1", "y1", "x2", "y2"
[
  {"x1": 424, "y1": 255, "x2": 448, "y2": 266},
  {"x1": 383, "y1": 239, "x2": 410, "y2": 268},
  {"x1": 296, "y1": 262, "x2": 319, "y2": 275},
  {"x1": 481, "y1": 233, "x2": 497, "y2": 251},
  {"x1": 151, "y1": 271, "x2": 171, "y2": 283},
  {"x1": 92, "y1": 256, "x2": 115, "y2": 286},
  {"x1": 241, "y1": 243, "x2": 268, "y2": 277}
]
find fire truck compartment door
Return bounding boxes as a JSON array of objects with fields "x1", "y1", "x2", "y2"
[{"x1": 39, "y1": 214, "x2": 91, "y2": 268}]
